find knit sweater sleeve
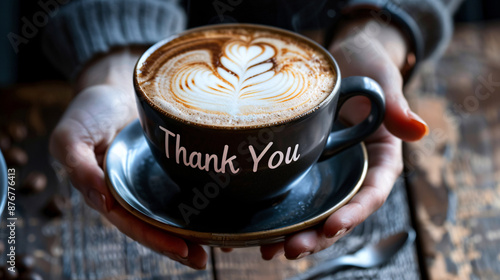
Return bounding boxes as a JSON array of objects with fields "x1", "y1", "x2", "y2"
[
  {"x1": 42, "y1": 0, "x2": 186, "y2": 79},
  {"x1": 387, "y1": 0, "x2": 462, "y2": 60},
  {"x1": 342, "y1": 0, "x2": 463, "y2": 61}
]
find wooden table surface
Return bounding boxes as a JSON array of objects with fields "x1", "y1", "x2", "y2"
[
  {"x1": 0, "y1": 83, "x2": 419, "y2": 279},
  {"x1": 1, "y1": 21, "x2": 500, "y2": 279},
  {"x1": 404, "y1": 21, "x2": 500, "y2": 279}
]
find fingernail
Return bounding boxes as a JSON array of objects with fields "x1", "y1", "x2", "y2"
[
  {"x1": 295, "y1": 251, "x2": 311, "y2": 259},
  {"x1": 88, "y1": 189, "x2": 106, "y2": 212},
  {"x1": 196, "y1": 263, "x2": 207, "y2": 270},
  {"x1": 334, "y1": 227, "x2": 348, "y2": 238},
  {"x1": 161, "y1": 251, "x2": 188, "y2": 262},
  {"x1": 327, "y1": 227, "x2": 347, "y2": 239},
  {"x1": 182, "y1": 260, "x2": 206, "y2": 270},
  {"x1": 407, "y1": 109, "x2": 429, "y2": 137}
]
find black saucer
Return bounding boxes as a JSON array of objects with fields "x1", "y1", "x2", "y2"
[
  {"x1": 0, "y1": 150, "x2": 7, "y2": 219},
  {"x1": 105, "y1": 120, "x2": 367, "y2": 247}
]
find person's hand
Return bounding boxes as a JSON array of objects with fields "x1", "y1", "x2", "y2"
[
  {"x1": 260, "y1": 19, "x2": 429, "y2": 260},
  {"x1": 49, "y1": 48, "x2": 208, "y2": 269}
]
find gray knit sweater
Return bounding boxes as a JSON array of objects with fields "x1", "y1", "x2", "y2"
[{"x1": 43, "y1": 0, "x2": 463, "y2": 79}]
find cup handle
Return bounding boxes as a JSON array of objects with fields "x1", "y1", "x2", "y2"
[{"x1": 318, "y1": 76, "x2": 385, "y2": 162}]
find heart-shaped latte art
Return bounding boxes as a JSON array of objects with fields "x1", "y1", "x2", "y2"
[
  {"x1": 139, "y1": 30, "x2": 335, "y2": 127},
  {"x1": 169, "y1": 40, "x2": 310, "y2": 116}
]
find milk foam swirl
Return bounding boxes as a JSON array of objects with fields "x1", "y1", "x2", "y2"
[
  {"x1": 171, "y1": 40, "x2": 309, "y2": 116},
  {"x1": 137, "y1": 27, "x2": 335, "y2": 127}
]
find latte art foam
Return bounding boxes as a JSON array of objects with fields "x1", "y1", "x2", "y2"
[{"x1": 136, "y1": 26, "x2": 336, "y2": 127}]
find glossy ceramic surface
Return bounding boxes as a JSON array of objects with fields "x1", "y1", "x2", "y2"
[
  {"x1": 105, "y1": 120, "x2": 367, "y2": 247},
  {"x1": 0, "y1": 150, "x2": 7, "y2": 219}
]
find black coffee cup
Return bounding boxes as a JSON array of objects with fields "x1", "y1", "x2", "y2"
[{"x1": 134, "y1": 24, "x2": 385, "y2": 208}]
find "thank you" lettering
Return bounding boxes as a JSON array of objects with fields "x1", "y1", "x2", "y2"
[{"x1": 159, "y1": 126, "x2": 300, "y2": 174}]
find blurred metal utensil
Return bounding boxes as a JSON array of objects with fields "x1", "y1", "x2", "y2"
[{"x1": 288, "y1": 229, "x2": 416, "y2": 280}]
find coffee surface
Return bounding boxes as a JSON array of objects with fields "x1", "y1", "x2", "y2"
[{"x1": 136, "y1": 25, "x2": 336, "y2": 127}]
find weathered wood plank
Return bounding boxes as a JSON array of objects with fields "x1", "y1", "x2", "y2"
[
  {"x1": 214, "y1": 179, "x2": 420, "y2": 280},
  {"x1": 405, "y1": 22, "x2": 500, "y2": 280}
]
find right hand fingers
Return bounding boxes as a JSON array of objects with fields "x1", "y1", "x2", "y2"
[{"x1": 331, "y1": 39, "x2": 428, "y2": 141}]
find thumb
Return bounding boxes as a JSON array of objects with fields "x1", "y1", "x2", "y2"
[
  {"x1": 383, "y1": 86, "x2": 429, "y2": 142},
  {"x1": 50, "y1": 119, "x2": 113, "y2": 213},
  {"x1": 365, "y1": 61, "x2": 429, "y2": 142}
]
